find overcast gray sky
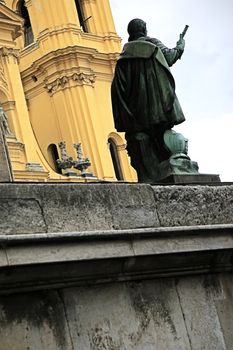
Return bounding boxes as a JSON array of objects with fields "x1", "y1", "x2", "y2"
[{"x1": 109, "y1": 0, "x2": 233, "y2": 181}]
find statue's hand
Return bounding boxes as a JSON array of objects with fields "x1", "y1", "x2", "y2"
[{"x1": 176, "y1": 35, "x2": 185, "y2": 50}]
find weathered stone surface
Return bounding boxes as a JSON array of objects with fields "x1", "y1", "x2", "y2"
[
  {"x1": 6, "y1": 240, "x2": 132, "y2": 266},
  {"x1": 1, "y1": 183, "x2": 233, "y2": 234},
  {"x1": 153, "y1": 185, "x2": 233, "y2": 226},
  {"x1": 0, "y1": 274, "x2": 232, "y2": 349},
  {"x1": 0, "y1": 248, "x2": 7, "y2": 267},
  {"x1": 108, "y1": 184, "x2": 159, "y2": 229},
  {"x1": 215, "y1": 274, "x2": 233, "y2": 350},
  {"x1": 176, "y1": 275, "x2": 227, "y2": 350},
  {"x1": 0, "y1": 183, "x2": 233, "y2": 349},
  {"x1": 39, "y1": 184, "x2": 115, "y2": 232},
  {"x1": 0, "y1": 290, "x2": 73, "y2": 350},
  {"x1": 0, "y1": 199, "x2": 46, "y2": 234},
  {"x1": 0, "y1": 183, "x2": 158, "y2": 233},
  {"x1": 0, "y1": 224, "x2": 232, "y2": 293}
]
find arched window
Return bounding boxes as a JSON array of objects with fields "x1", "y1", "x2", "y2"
[
  {"x1": 47, "y1": 144, "x2": 62, "y2": 174},
  {"x1": 17, "y1": 0, "x2": 34, "y2": 46},
  {"x1": 74, "y1": 0, "x2": 88, "y2": 32},
  {"x1": 108, "y1": 138, "x2": 124, "y2": 181}
]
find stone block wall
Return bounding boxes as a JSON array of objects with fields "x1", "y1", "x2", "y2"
[
  {"x1": 0, "y1": 274, "x2": 233, "y2": 349},
  {"x1": 0, "y1": 183, "x2": 233, "y2": 234},
  {"x1": 0, "y1": 183, "x2": 233, "y2": 349}
]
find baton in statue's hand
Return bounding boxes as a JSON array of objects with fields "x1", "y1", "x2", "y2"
[{"x1": 180, "y1": 25, "x2": 189, "y2": 39}]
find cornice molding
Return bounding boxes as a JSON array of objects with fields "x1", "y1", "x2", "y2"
[
  {"x1": 36, "y1": 25, "x2": 121, "y2": 49},
  {"x1": 44, "y1": 72, "x2": 96, "y2": 95},
  {"x1": 21, "y1": 45, "x2": 118, "y2": 77},
  {"x1": 21, "y1": 45, "x2": 98, "y2": 74},
  {"x1": 20, "y1": 45, "x2": 118, "y2": 97}
]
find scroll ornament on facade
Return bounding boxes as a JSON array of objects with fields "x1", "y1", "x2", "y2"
[{"x1": 44, "y1": 72, "x2": 96, "y2": 94}]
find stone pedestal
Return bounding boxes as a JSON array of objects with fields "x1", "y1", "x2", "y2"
[
  {"x1": 158, "y1": 156, "x2": 220, "y2": 184},
  {"x1": 80, "y1": 172, "x2": 97, "y2": 180},
  {"x1": 159, "y1": 173, "x2": 221, "y2": 184},
  {"x1": 62, "y1": 168, "x2": 78, "y2": 177}
]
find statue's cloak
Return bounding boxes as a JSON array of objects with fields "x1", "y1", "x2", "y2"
[{"x1": 111, "y1": 40, "x2": 185, "y2": 133}]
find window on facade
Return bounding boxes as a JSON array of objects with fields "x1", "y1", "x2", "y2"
[
  {"x1": 108, "y1": 138, "x2": 124, "y2": 181},
  {"x1": 74, "y1": 0, "x2": 88, "y2": 32},
  {"x1": 47, "y1": 144, "x2": 62, "y2": 174},
  {"x1": 17, "y1": 0, "x2": 34, "y2": 46}
]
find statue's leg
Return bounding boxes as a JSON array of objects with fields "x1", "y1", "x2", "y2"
[
  {"x1": 151, "y1": 125, "x2": 171, "y2": 163},
  {"x1": 125, "y1": 132, "x2": 160, "y2": 183}
]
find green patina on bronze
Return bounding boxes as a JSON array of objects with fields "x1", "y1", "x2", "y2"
[{"x1": 111, "y1": 18, "x2": 197, "y2": 183}]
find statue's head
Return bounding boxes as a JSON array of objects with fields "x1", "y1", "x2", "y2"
[{"x1": 127, "y1": 19, "x2": 147, "y2": 42}]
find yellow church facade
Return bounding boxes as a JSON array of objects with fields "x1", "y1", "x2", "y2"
[{"x1": 0, "y1": 0, "x2": 136, "y2": 182}]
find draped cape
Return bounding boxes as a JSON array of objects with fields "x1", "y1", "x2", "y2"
[{"x1": 111, "y1": 40, "x2": 185, "y2": 133}]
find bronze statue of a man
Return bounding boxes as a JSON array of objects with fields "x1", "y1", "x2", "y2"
[{"x1": 111, "y1": 19, "x2": 186, "y2": 183}]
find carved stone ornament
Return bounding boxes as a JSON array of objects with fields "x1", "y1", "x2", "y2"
[
  {"x1": 0, "y1": 64, "x2": 8, "y2": 89},
  {"x1": 73, "y1": 142, "x2": 91, "y2": 176},
  {"x1": 0, "y1": 48, "x2": 20, "y2": 63},
  {"x1": 72, "y1": 72, "x2": 96, "y2": 85},
  {"x1": 45, "y1": 76, "x2": 69, "y2": 94},
  {"x1": 44, "y1": 72, "x2": 96, "y2": 95},
  {"x1": 57, "y1": 141, "x2": 74, "y2": 170}
]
